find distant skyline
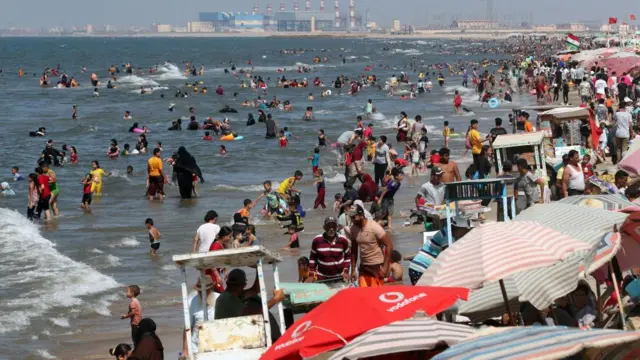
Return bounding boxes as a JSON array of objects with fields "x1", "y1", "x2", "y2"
[{"x1": 1, "y1": 0, "x2": 637, "y2": 28}]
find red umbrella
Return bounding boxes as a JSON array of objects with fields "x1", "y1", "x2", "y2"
[{"x1": 260, "y1": 286, "x2": 469, "y2": 360}]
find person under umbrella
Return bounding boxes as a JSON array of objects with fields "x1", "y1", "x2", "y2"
[{"x1": 172, "y1": 146, "x2": 204, "y2": 199}]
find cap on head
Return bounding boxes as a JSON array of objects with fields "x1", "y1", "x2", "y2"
[
  {"x1": 226, "y1": 269, "x2": 247, "y2": 286},
  {"x1": 324, "y1": 216, "x2": 338, "y2": 225},
  {"x1": 432, "y1": 166, "x2": 444, "y2": 176}
]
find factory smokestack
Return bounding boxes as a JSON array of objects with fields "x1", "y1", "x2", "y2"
[
  {"x1": 280, "y1": 2, "x2": 285, "y2": 11},
  {"x1": 293, "y1": 1, "x2": 299, "y2": 11},
  {"x1": 349, "y1": 0, "x2": 355, "y2": 28},
  {"x1": 267, "y1": 3, "x2": 272, "y2": 15},
  {"x1": 320, "y1": 0, "x2": 325, "y2": 11},
  {"x1": 335, "y1": 0, "x2": 340, "y2": 27},
  {"x1": 305, "y1": 0, "x2": 311, "y2": 11}
]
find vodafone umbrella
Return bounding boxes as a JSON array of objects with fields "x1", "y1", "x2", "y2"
[{"x1": 260, "y1": 286, "x2": 469, "y2": 360}]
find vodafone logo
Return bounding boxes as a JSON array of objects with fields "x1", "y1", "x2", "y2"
[
  {"x1": 292, "y1": 320, "x2": 312, "y2": 338},
  {"x1": 379, "y1": 292, "x2": 405, "y2": 303},
  {"x1": 381, "y1": 292, "x2": 428, "y2": 312},
  {"x1": 275, "y1": 321, "x2": 311, "y2": 351}
]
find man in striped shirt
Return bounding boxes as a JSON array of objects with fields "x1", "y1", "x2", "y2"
[{"x1": 309, "y1": 217, "x2": 351, "y2": 283}]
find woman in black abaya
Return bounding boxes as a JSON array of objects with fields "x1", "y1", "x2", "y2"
[{"x1": 173, "y1": 146, "x2": 204, "y2": 199}]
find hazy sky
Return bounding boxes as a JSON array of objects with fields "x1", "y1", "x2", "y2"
[{"x1": 0, "y1": 0, "x2": 635, "y2": 28}]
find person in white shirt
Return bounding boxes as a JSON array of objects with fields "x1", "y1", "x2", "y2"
[
  {"x1": 192, "y1": 210, "x2": 221, "y2": 252},
  {"x1": 594, "y1": 78, "x2": 607, "y2": 100},
  {"x1": 614, "y1": 104, "x2": 633, "y2": 163}
]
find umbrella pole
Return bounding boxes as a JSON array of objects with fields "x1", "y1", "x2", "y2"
[
  {"x1": 596, "y1": 280, "x2": 602, "y2": 324},
  {"x1": 609, "y1": 262, "x2": 627, "y2": 330},
  {"x1": 499, "y1": 279, "x2": 516, "y2": 326}
]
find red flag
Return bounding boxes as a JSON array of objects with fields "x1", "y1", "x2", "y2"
[
  {"x1": 631, "y1": 14, "x2": 637, "y2": 21},
  {"x1": 609, "y1": 17, "x2": 618, "y2": 24}
]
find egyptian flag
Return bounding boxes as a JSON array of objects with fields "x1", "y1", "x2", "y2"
[
  {"x1": 631, "y1": 14, "x2": 637, "y2": 21},
  {"x1": 609, "y1": 17, "x2": 618, "y2": 24},
  {"x1": 566, "y1": 33, "x2": 580, "y2": 51}
]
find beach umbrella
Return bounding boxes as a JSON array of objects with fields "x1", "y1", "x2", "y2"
[
  {"x1": 455, "y1": 204, "x2": 628, "y2": 322},
  {"x1": 327, "y1": 318, "x2": 475, "y2": 360},
  {"x1": 260, "y1": 286, "x2": 469, "y2": 360},
  {"x1": 557, "y1": 194, "x2": 635, "y2": 211},
  {"x1": 618, "y1": 142, "x2": 640, "y2": 176},
  {"x1": 431, "y1": 326, "x2": 640, "y2": 360}
]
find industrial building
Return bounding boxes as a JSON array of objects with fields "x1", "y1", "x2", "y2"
[
  {"x1": 454, "y1": 20, "x2": 499, "y2": 30},
  {"x1": 273, "y1": 11, "x2": 334, "y2": 31}
]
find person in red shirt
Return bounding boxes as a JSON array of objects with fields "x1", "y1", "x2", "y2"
[
  {"x1": 363, "y1": 123, "x2": 374, "y2": 139},
  {"x1": 453, "y1": 90, "x2": 462, "y2": 113},
  {"x1": 582, "y1": 154, "x2": 594, "y2": 178},
  {"x1": 205, "y1": 226, "x2": 232, "y2": 293},
  {"x1": 202, "y1": 131, "x2": 213, "y2": 141},
  {"x1": 36, "y1": 167, "x2": 52, "y2": 219}
]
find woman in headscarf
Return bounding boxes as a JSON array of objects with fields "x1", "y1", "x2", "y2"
[
  {"x1": 357, "y1": 173, "x2": 377, "y2": 202},
  {"x1": 132, "y1": 318, "x2": 164, "y2": 360},
  {"x1": 173, "y1": 147, "x2": 204, "y2": 199},
  {"x1": 246, "y1": 113, "x2": 255, "y2": 126}
]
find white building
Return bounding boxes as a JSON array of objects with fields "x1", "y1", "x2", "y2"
[
  {"x1": 86, "y1": 24, "x2": 94, "y2": 34},
  {"x1": 155, "y1": 24, "x2": 173, "y2": 33},
  {"x1": 392, "y1": 19, "x2": 401, "y2": 32},
  {"x1": 454, "y1": 20, "x2": 498, "y2": 30},
  {"x1": 187, "y1": 21, "x2": 214, "y2": 32}
]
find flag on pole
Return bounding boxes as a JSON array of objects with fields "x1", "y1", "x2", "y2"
[
  {"x1": 609, "y1": 17, "x2": 618, "y2": 24},
  {"x1": 631, "y1": 14, "x2": 637, "y2": 21},
  {"x1": 566, "y1": 33, "x2": 580, "y2": 51}
]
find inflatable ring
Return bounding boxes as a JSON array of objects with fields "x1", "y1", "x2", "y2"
[
  {"x1": 488, "y1": 98, "x2": 499, "y2": 109},
  {"x1": 220, "y1": 134, "x2": 235, "y2": 141},
  {"x1": 325, "y1": 89, "x2": 332, "y2": 96}
]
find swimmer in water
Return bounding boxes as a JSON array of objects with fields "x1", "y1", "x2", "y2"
[
  {"x1": 279, "y1": 130, "x2": 288, "y2": 148},
  {"x1": 72, "y1": 105, "x2": 78, "y2": 120},
  {"x1": 219, "y1": 145, "x2": 227, "y2": 155},
  {"x1": 107, "y1": 139, "x2": 120, "y2": 159},
  {"x1": 127, "y1": 165, "x2": 134, "y2": 175},
  {"x1": 123, "y1": 111, "x2": 132, "y2": 120},
  {"x1": 93, "y1": 88, "x2": 100, "y2": 97}
]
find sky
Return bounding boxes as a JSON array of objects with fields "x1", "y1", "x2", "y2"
[{"x1": 0, "y1": 0, "x2": 636, "y2": 28}]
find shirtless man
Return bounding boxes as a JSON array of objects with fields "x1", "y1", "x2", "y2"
[{"x1": 437, "y1": 148, "x2": 461, "y2": 183}]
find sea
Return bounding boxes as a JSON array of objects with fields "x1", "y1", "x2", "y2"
[{"x1": 0, "y1": 37, "x2": 534, "y2": 359}]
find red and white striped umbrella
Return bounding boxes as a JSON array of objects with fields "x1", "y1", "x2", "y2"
[{"x1": 417, "y1": 221, "x2": 591, "y2": 290}]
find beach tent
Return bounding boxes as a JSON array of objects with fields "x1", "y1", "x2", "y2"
[
  {"x1": 432, "y1": 326, "x2": 640, "y2": 360},
  {"x1": 328, "y1": 318, "x2": 475, "y2": 360},
  {"x1": 539, "y1": 107, "x2": 589, "y2": 122}
]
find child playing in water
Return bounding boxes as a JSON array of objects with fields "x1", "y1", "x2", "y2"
[
  {"x1": 318, "y1": 129, "x2": 328, "y2": 147},
  {"x1": 27, "y1": 173, "x2": 38, "y2": 220},
  {"x1": 70, "y1": 146, "x2": 78, "y2": 164},
  {"x1": 219, "y1": 145, "x2": 227, "y2": 155},
  {"x1": 202, "y1": 131, "x2": 213, "y2": 141},
  {"x1": 120, "y1": 285, "x2": 141, "y2": 343},
  {"x1": 192, "y1": 174, "x2": 199, "y2": 197},
  {"x1": 282, "y1": 224, "x2": 300, "y2": 249},
  {"x1": 410, "y1": 143, "x2": 420, "y2": 177},
  {"x1": 313, "y1": 169, "x2": 326, "y2": 209},
  {"x1": 279, "y1": 130, "x2": 288, "y2": 148},
  {"x1": 308, "y1": 147, "x2": 320, "y2": 175},
  {"x1": 443, "y1": 121, "x2": 451, "y2": 149},
  {"x1": 145, "y1": 218, "x2": 161, "y2": 256},
  {"x1": 81, "y1": 173, "x2": 92, "y2": 211},
  {"x1": 121, "y1": 144, "x2": 130, "y2": 156},
  {"x1": 284, "y1": 127, "x2": 298, "y2": 140},
  {"x1": 453, "y1": 90, "x2": 462, "y2": 113}
]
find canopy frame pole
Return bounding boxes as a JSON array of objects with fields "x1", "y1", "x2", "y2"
[
  {"x1": 609, "y1": 262, "x2": 627, "y2": 330},
  {"x1": 257, "y1": 257, "x2": 273, "y2": 347},
  {"x1": 496, "y1": 148, "x2": 504, "y2": 174},
  {"x1": 273, "y1": 262, "x2": 286, "y2": 336},
  {"x1": 200, "y1": 269, "x2": 209, "y2": 321},
  {"x1": 596, "y1": 280, "x2": 602, "y2": 324},
  {"x1": 499, "y1": 279, "x2": 517, "y2": 326},
  {"x1": 446, "y1": 199, "x2": 453, "y2": 246},
  {"x1": 181, "y1": 266, "x2": 194, "y2": 358}
]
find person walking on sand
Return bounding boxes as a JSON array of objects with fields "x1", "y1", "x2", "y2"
[{"x1": 344, "y1": 204, "x2": 393, "y2": 287}]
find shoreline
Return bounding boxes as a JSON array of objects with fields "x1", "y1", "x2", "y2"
[{"x1": 0, "y1": 29, "x2": 583, "y2": 40}]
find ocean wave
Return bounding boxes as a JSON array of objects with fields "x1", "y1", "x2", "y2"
[
  {"x1": 104, "y1": 254, "x2": 121, "y2": 267},
  {"x1": 109, "y1": 236, "x2": 140, "y2": 248},
  {"x1": 35, "y1": 349, "x2": 57, "y2": 359},
  {"x1": 150, "y1": 62, "x2": 187, "y2": 81},
  {"x1": 50, "y1": 317, "x2": 70, "y2": 328},
  {"x1": 116, "y1": 75, "x2": 160, "y2": 87},
  {"x1": 392, "y1": 48, "x2": 423, "y2": 56},
  {"x1": 325, "y1": 173, "x2": 346, "y2": 184},
  {"x1": 213, "y1": 182, "x2": 279, "y2": 193},
  {"x1": 0, "y1": 209, "x2": 119, "y2": 334},
  {"x1": 129, "y1": 86, "x2": 169, "y2": 94}
]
